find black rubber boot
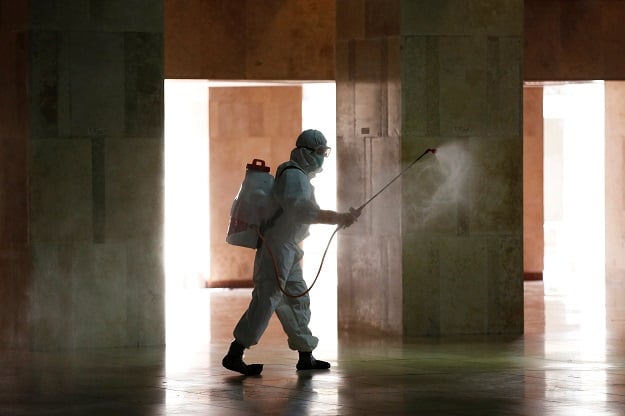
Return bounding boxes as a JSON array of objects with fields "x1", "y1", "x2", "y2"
[
  {"x1": 222, "y1": 340, "x2": 263, "y2": 376},
  {"x1": 296, "y1": 351, "x2": 330, "y2": 371}
]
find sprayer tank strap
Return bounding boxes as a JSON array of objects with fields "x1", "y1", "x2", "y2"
[{"x1": 260, "y1": 164, "x2": 304, "y2": 234}]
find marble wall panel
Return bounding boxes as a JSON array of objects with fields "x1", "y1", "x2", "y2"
[
  {"x1": 29, "y1": 31, "x2": 59, "y2": 138},
  {"x1": 30, "y1": 243, "x2": 74, "y2": 349},
  {"x1": 486, "y1": 235, "x2": 523, "y2": 333},
  {"x1": 605, "y1": 82, "x2": 625, "y2": 283},
  {"x1": 29, "y1": 0, "x2": 161, "y2": 32},
  {"x1": 67, "y1": 31, "x2": 126, "y2": 138},
  {"x1": 126, "y1": 240, "x2": 164, "y2": 346},
  {"x1": 338, "y1": 133, "x2": 402, "y2": 331},
  {"x1": 125, "y1": 32, "x2": 164, "y2": 138},
  {"x1": 30, "y1": 0, "x2": 91, "y2": 30},
  {"x1": 71, "y1": 244, "x2": 127, "y2": 348},
  {"x1": 164, "y1": 0, "x2": 334, "y2": 80},
  {"x1": 207, "y1": 86, "x2": 300, "y2": 285},
  {"x1": 335, "y1": 40, "x2": 355, "y2": 140},
  {"x1": 438, "y1": 36, "x2": 487, "y2": 137},
  {"x1": 90, "y1": 0, "x2": 163, "y2": 31},
  {"x1": 558, "y1": 2, "x2": 603, "y2": 78},
  {"x1": 403, "y1": 33, "x2": 522, "y2": 139},
  {"x1": 368, "y1": 136, "x2": 401, "y2": 237},
  {"x1": 469, "y1": 138, "x2": 523, "y2": 234},
  {"x1": 439, "y1": 236, "x2": 488, "y2": 334},
  {"x1": 105, "y1": 139, "x2": 163, "y2": 242},
  {"x1": 336, "y1": 139, "x2": 366, "y2": 228},
  {"x1": 338, "y1": 234, "x2": 401, "y2": 334},
  {"x1": 403, "y1": 233, "x2": 523, "y2": 336},
  {"x1": 387, "y1": 37, "x2": 402, "y2": 136},
  {"x1": 30, "y1": 241, "x2": 164, "y2": 349},
  {"x1": 401, "y1": 137, "x2": 460, "y2": 236},
  {"x1": 334, "y1": 0, "x2": 398, "y2": 40},
  {"x1": 336, "y1": 0, "x2": 365, "y2": 40},
  {"x1": 402, "y1": 234, "x2": 440, "y2": 335},
  {"x1": 404, "y1": 35, "x2": 502, "y2": 139},
  {"x1": 525, "y1": 0, "x2": 625, "y2": 80},
  {"x1": 402, "y1": 36, "x2": 427, "y2": 138},
  {"x1": 487, "y1": 37, "x2": 522, "y2": 137},
  {"x1": 245, "y1": 0, "x2": 334, "y2": 80},
  {"x1": 365, "y1": 0, "x2": 400, "y2": 38},
  {"x1": 30, "y1": 139, "x2": 93, "y2": 242},
  {"x1": 353, "y1": 40, "x2": 384, "y2": 136},
  {"x1": 31, "y1": 29, "x2": 129, "y2": 138},
  {"x1": 164, "y1": 0, "x2": 246, "y2": 79},
  {"x1": 402, "y1": 0, "x2": 522, "y2": 37}
]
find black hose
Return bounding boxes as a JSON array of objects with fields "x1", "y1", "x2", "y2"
[
  {"x1": 253, "y1": 225, "x2": 339, "y2": 298},
  {"x1": 251, "y1": 147, "x2": 436, "y2": 298}
]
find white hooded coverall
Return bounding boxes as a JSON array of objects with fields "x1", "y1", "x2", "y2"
[{"x1": 232, "y1": 156, "x2": 322, "y2": 352}]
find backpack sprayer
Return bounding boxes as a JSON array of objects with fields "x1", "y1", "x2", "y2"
[
  {"x1": 226, "y1": 159, "x2": 274, "y2": 249},
  {"x1": 226, "y1": 148, "x2": 437, "y2": 298}
]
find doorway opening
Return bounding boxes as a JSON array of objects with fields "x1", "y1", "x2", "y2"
[
  {"x1": 163, "y1": 80, "x2": 337, "y2": 353},
  {"x1": 524, "y1": 81, "x2": 607, "y2": 349},
  {"x1": 541, "y1": 82, "x2": 605, "y2": 300}
]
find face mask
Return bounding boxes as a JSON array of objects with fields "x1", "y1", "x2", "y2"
[{"x1": 313, "y1": 154, "x2": 325, "y2": 169}]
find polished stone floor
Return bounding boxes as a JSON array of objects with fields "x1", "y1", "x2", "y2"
[{"x1": 1, "y1": 281, "x2": 624, "y2": 415}]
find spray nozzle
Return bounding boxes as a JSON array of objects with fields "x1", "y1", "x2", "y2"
[
  {"x1": 427, "y1": 148, "x2": 437, "y2": 154},
  {"x1": 349, "y1": 206, "x2": 362, "y2": 218}
]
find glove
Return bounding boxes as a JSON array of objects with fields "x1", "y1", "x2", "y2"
[
  {"x1": 316, "y1": 209, "x2": 359, "y2": 228},
  {"x1": 349, "y1": 207, "x2": 362, "y2": 219},
  {"x1": 336, "y1": 210, "x2": 359, "y2": 228}
]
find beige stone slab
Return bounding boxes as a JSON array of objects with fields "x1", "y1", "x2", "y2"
[
  {"x1": 67, "y1": 31, "x2": 125, "y2": 138},
  {"x1": 438, "y1": 36, "x2": 488, "y2": 137},
  {"x1": 439, "y1": 236, "x2": 489, "y2": 334},
  {"x1": 71, "y1": 243, "x2": 128, "y2": 348},
  {"x1": 401, "y1": 36, "x2": 428, "y2": 137},
  {"x1": 30, "y1": 139, "x2": 93, "y2": 242},
  {"x1": 469, "y1": 137, "x2": 523, "y2": 233},
  {"x1": 105, "y1": 138, "x2": 163, "y2": 242},
  {"x1": 402, "y1": 0, "x2": 522, "y2": 37}
]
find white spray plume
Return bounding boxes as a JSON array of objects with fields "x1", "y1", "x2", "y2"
[{"x1": 405, "y1": 140, "x2": 472, "y2": 229}]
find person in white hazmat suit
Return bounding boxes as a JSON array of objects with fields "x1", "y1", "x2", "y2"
[{"x1": 222, "y1": 129, "x2": 358, "y2": 375}]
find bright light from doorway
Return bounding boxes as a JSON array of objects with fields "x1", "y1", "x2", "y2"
[
  {"x1": 164, "y1": 80, "x2": 337, "y2": 358},
  {"x1": 543, "y1": 81, "x2": 606, "y2": 359},
  {"x1": 302, "y1": 83, "x2": 338, "y2": 348},
  {"x1": 164, "y1": 80, "x2": 211, "y2": 290},
  {"x1": 164, "y1": 80, "x2": 212, "y2": 356}
]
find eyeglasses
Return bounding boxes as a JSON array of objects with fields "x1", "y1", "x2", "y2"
[{"x1": 301, "y1": 145, "x2": 331, "y2": 157}]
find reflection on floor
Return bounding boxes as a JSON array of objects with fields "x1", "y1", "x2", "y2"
[{"x1": 1, "y1": 281, "x2": 624, "y2": 415}]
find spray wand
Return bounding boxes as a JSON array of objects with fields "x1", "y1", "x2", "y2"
[
  {"x1": 349, "y1": 147, "x2": 437, "y2": 218},
  {"x1": 276, "y1": 147, "x2": 437, "y2": 298}
]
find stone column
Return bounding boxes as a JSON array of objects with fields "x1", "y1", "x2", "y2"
[
  {"x1": 401, "y1": 1, "x2": 524, "y2": 336},
  {"x1": 336, "y1": 0, "x2": 403, "y2": 334},
  {"x1": 336, "y1": 1, "x2": 524, "y2": 336},
  {"x1": 28, "y1": 1, "x2": 164, "y2": 349}
]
